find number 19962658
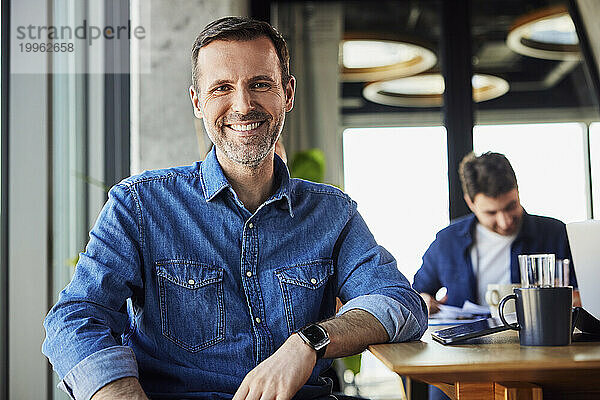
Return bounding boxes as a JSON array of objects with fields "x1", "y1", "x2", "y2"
[{"x1": 19, "y1": 42, "x2": 74, "y2": 52}]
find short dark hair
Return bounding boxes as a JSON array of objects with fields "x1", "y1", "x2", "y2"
[
  {"x1": 191, "y1": 16, "x2": 290, "y2": 92},
  {"x1": 459, "y1": 152, "x2": 518, "y2": 201}
]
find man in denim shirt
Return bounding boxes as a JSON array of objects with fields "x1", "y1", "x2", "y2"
[{"x1": 43, "y1": 17, "x2": 427, "y2": 400}]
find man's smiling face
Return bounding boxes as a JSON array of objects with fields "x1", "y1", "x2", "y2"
[{"x1": 190, "y1": 36, "x2": 295, "y2": 167}]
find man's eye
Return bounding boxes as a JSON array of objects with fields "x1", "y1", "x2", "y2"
[
  {"x1": 213, "y1": 85, "x2": 230, "y2": 93},
  {"x1": 252, "y1": 82, "x2": 271, "y2": 90}
]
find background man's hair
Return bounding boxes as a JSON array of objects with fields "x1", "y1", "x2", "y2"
[
  {"x1": 191, "y1": 16, "x2": 290, "y2": 92},
  {"x1": 459, "y1": 152, "x2": 518, "y2": 201}
]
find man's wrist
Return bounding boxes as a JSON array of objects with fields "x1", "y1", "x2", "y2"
[
  {"x1": 296, "y1": 323, "x2": 330, "y2": 359},
  {"x1": 290, "y1": 333, "x2": 319, "y2": 367}
]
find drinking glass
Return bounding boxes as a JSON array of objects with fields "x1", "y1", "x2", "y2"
[
  {"x1": 554, "y1": 258, "x2": 570, "y2": 287},
  {"x1": 518, "y1": 254, "x2": 555, "y2": 287}
]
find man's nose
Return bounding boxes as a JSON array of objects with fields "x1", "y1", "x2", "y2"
[
  {"x1": 231, "y1": 87, "x2": 253, "y2": 114},
  {"x1": 497, "y1": 212, "x2": 511, "y2": 229}
]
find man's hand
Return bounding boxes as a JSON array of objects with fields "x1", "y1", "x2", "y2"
[
  {"x1": 233, "y1": 333, "x2": 316, "y2": 400},
  {"x1": 90, "y1": 377, "x2": 148, "y2": 400},
  {"x1": 233, "y1": 309, "x2": 391, "y2": 400},
  {"x1": 420, "y1": 292, "x2": 446, "y2": 315}
]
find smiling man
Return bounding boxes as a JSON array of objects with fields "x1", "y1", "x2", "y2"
[
  {"x1": 413, "y1": 152, "x2": 580, "y2": 318},
  {"x1": 42, "y1": 17, "x2": 427, "y2": 400}
]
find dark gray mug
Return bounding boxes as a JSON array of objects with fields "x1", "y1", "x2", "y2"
[{"x1": 498, "y1": 286, "x2": 572, "y2": 346}]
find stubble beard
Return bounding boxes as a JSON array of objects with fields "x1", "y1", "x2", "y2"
[{"x1": 205, "y1": 110, "x2": 285, "y2": 168}]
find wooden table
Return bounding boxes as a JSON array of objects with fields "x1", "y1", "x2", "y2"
[{"x1": 368, "y1": 328, "x2": 600, "y2": 400}]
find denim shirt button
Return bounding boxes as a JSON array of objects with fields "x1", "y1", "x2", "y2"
[
  {"x1": 255, "y1": 317, "x2": 261, "y2": 324},
  {"x1": 246, "y1": 271, "x2": 253, "y2": 277},
  {"x1": 188, "y1": 279, "x2": 195, "y2": 285},
  {"x1": 248, "y1": 223, "x2": 254, "y2": 229},
  {"x1": 310, "y1": 278, "x2": 317, "y2": 284}
]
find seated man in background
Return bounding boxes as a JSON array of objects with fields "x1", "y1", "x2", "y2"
[
  {"x1": 42, "y1": 17, "x2": 427, "y2": 400},
  {"x1": 413, "y1": 151, "x2": 580, "y2": 400},
  {"x1": 413, "y1": 152, "x2": 580, "y2": 315}
]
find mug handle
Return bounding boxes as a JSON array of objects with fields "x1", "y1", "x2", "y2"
[{"x1": 498, "y1": 294, "x2": 520, "y2": 330}]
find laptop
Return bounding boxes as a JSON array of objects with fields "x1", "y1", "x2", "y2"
[{"x1": 566, "y1": 220, "x2": 600, "y2": 320}]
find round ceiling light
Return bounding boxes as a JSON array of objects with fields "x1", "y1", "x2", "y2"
[
  {"x1": 506, "y1": 5, "x2": 580, "y2": 60},
  {"x1": 363, "y1": 73, "x2": 510, "y2": 107},
  {"x1": 340, "y1": 38, "x2": 437, "y2": 82}
]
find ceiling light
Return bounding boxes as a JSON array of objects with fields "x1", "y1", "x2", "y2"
[
  {"x1": 363, "y1": 73, "x2": 510, "y2": 107},
  {"x1": 340, "y1": 37, "x2": 437, "y2": 82},
  {"x1": 506, "y1": 5, "x2": 580, "y2": 61}
]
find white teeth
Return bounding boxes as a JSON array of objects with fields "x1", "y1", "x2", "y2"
[{"x1": 230, "y1": 122, "x2": 261, "y2": 131}]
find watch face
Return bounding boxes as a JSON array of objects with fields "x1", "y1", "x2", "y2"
[{"x1": 301, "y1": 324, "x2": 329, "y2": 350}]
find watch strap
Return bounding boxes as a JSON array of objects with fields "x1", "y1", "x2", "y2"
[
  {"x1": 298, "y1": 323, "x2": 329, "y2": 359},
  {"x1": 315, "y1": 346, "x2": 326, "y2": 359}
]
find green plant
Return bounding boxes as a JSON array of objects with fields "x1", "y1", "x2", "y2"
[{"x1": 289, "y1": 148, "x2": 326, "y2": 183}]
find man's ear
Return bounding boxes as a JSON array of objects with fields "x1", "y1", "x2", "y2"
[
  {"x1": 284, "y1": 75, "x2": 296, "y2": 112},
  {"x1": 189, "y1": 85, "x2": 203, "y2": 119},
  {"x1": 464, "y1": 194, "x2": 476, "y2": 213}
]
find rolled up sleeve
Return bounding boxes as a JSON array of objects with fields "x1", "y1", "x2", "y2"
[
  {"x1": 337, "y1": 294, "x2": 425, "y2": 342},
  {"x1": 58, "y1": 346, "x2": 139, "y2": 400}
]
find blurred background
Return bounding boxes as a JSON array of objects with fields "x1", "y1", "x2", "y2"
[{"x1": 2, "y1": 0, "x2": 600, "y2": 399}]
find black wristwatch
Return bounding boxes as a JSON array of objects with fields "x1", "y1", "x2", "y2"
[{"x1": 297, "y1": 323, "x2": 330, "y2": 359}]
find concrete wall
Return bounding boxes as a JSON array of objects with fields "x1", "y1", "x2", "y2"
[{"x1": 273, "y1": 2, "x2": 343, "y2": 187}]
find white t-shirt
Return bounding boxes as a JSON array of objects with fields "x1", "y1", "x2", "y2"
[{"x1": 470, "y1": 222, "x2": 517, "y2": 305}]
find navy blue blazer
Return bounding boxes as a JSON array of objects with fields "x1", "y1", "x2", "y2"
[{"x1": 412, "y1": 212, "x2": 578, "y2": 307}]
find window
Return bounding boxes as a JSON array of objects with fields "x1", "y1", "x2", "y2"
[
  {"x1": 474, "y1": 123, "x2": 589, "y2": 223},
  {"x1": 343, "y1": 126, "x2": 449, "y2": 282}
]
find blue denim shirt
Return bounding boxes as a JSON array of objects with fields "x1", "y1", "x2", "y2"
[{"x1": 43, "y1": 149, "x2": 427, "y2": 400}]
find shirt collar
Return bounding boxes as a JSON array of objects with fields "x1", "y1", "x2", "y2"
[
  {"x1": 200, "y1": 147, "x2": 231, "y2": 201},
  {"x1": 269, "y1": 153, "x2": 294, "y2": 217},
  {"x1": 458, "y1": 214, "x2": 477, "y2": 238},
  {"x1": 200, "y1": 147, "x2": 294, "y2": 217}
]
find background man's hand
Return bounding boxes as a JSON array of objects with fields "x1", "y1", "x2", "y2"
[
  {"x1": 233, "y1": 333, "x2": 316, "y2": 400},
  {"x1": 420, "y1": 292, "x2": 446, "y2": 315}
]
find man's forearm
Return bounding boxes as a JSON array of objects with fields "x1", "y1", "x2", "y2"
[
  {"x1": 319, "y1": 309, "x2": 389, "y2": 358},
  {"x1": 90, "y1": 377, "x2": 148, "y2": 400}
]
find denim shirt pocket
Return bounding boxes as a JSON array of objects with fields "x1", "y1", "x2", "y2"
[
  {"x1": 275, "y1": 259, "x2": 334, "y2": 335},
  {"x1": 156, "y1": 260, "x2": 225, "y2": 352}
]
